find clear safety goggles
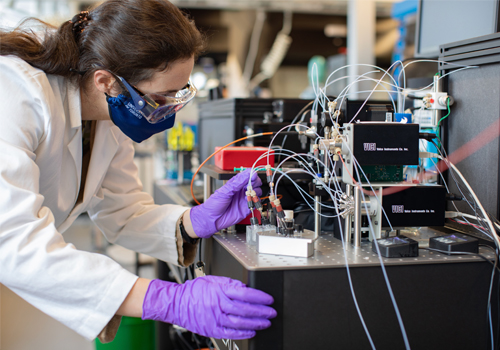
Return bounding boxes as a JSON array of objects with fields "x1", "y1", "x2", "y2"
[{"x1": 117, "y1": 75, "x2": 197, "y2": 124}]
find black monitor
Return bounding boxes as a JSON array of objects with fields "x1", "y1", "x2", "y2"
[{"x1": 415, "y1": 0, "x2": 500, "y2": 58}]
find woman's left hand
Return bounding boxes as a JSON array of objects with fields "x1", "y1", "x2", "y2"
[{"x1": 190, "y1": 169, "x2": 262, "y2": 238}]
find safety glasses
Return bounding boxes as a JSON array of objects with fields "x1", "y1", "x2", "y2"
[{"x1": 116, "y1": 75, "x2": 197, "y2": 124}]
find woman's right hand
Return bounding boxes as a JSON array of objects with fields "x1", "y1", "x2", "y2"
[{"x1": 142, "y1": 276, "x2": 277, "y2": 339}]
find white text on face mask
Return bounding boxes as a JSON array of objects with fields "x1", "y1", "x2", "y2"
[{"x1": 125, "y1": 102, "x2": 143, "y2": 119}]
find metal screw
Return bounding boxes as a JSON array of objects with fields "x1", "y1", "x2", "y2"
[
  {"x1": 374, "y1": 221, "x2": 379, "y2": 225},
  {"x1": 347, "y1": 126, "x2": 351, "y2": 131},
  {"x1": 346, "y1": 159, "x2": 350, "y2": 164},
  {"x1": 138, "y1": 100, "x2": 144, "y2": 106}
]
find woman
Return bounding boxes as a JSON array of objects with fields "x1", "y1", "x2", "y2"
[{"x1": 0, "y1": 0, "x2": 276, "y2": 343}]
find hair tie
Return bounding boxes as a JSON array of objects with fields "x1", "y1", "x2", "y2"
[{"x1": 69, "y1": 11, "x2": 90, "y2": 35}]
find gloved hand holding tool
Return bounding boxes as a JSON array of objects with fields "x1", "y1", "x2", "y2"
[
  {"x1": 190, "y1": 169, "x2": 262, "y2": 238},
  {"x1": 142, "y1": 275, "x2": 277, "y2": 339}
]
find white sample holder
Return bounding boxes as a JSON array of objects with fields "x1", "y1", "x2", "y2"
[{"x1": 256, "y1": 227, "x2": 316, "y2": 258}]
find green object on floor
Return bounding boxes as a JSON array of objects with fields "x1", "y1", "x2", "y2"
[{"x1": 95, "y1": 317, "x2": 155, "y2": 350}]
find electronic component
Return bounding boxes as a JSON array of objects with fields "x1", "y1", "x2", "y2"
[
  {"x1": 382, "y1": 185, "x2": 446, "y2": 228},
  {"x1": 341, "y1": 123, "x2": 419, "y2": 185},
  {"x1": 214, "y1": 146, "x2": 274, "y2": 170},
  {"x1": 344, "y1": 123, "x2": 419, "y2": 166},
  {"x1": 343, "y1": 100, "x2": 395, "y2": 124},
  {"x1": 373, "y1": 235, "x2": 419, "y2": 258},
  {"x1": 429, "y1": 234, "x2": 479, "y2": 255},
  {"x1": 359, "y1": 165, "x2": 403, "y2": 183}
]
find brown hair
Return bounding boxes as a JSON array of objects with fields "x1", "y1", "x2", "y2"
[{"x1": 0, "y1": 0, "x2": 205, "y2": 86}]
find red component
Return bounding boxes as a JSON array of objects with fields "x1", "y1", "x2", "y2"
[
  {"x1": 238, "y1": 210, "x2": 262, "y2": 225},
  {"x1": 246, "y1": 195, "x2": 252, "y2": 202},
  {"x1": 430, "y1": 99, "x2": 435, "y2": 103},
  {"x1": 214, "y1": 147, "x2": 275, "y2": 171},
  {"x1": 252, "y1": 196, "x2": 259, "y2": 203},
  {"x1": 270, "y1": 201, "x2": 276, "y2": 208},
  {"x1": 266, "y1": 169, "x2": 272, "y2": 177},
  {"x1": 275, "y1": 205, "x2": 283, "y2": 212}
]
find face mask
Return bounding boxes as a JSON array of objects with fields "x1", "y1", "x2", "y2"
[{"x1": 106, "y1": 93, "x2": 176, "y2": 143}]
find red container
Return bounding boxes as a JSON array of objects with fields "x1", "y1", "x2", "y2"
[
  {"x1": 238, "y1": 210, "x2": 262, "y2": 225},
  {"x1": 214, "y1": 146, "x2": 274, "y2": 171}
]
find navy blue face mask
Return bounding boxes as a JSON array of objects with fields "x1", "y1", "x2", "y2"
[{"x1": 106, "y1": 93, "x2": 176, "y2": 143}]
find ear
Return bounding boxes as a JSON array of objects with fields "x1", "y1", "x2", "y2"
[{"x1": 93, "y1": 70, "x2": 121, "y2": 96}]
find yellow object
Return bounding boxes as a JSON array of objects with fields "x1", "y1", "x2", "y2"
[{"x1": 167, "y1": 122, "x2": 195, "y2": 151}]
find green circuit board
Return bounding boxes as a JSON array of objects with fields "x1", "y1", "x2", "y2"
[{"x1": 360, "y1": 165, "x2": 403, "y2": 183}]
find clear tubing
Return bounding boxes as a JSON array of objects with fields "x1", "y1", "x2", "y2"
[
  {"x1": 273, "y1": 169, "x2": 345, "y2": 218},
  {"x1": 229, "y1": 60, "x2": 489, "y2": 350},
  {"x1": 352, "y1": 162, "x2": 411, "y2": 350},
  {"x1": 339, "y1": 139, "x2": 395, "y2": 231},
  {"x1": 248, "y1": 150, "x2": 344, "y2": 212},
  {"x1": 329, "y1": 162, "x2": 376, "y2": 349},
  {"x1": 348, "y1": 60, "x2": 406, "y2": 123},
  {"x1": 399, "y1": 59, "x2": 477, "y2": 91}
]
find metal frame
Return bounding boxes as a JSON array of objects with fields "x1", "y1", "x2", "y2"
[
  {"x1": 438, "y1": 32, "x2": 500, "y2": 220},
  {"x1": 439, "y1": 32, "x2": 500, "y2": 70},
  {"x1": 415, "y1": 0, "x2": 500, "y2": 58}
]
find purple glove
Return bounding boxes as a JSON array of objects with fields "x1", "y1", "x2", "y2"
[
  {"x1": 142, "y1": 276, "x2": 277, "y2": 340},
  {"x1": 190, "y1": 169, "x2": 262, "y2": 238}
]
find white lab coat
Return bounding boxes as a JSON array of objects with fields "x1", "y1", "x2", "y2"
[{"x1": 0, "y1": 56, "x2": 188, "y2": 340}]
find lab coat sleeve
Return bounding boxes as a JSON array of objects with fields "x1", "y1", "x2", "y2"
[
  {"x1": 0, "y1": 62, "x2": 138, "y2": 340},
  {"x1": 87, "y1": 134, "x2": 194, "y2": 266}
]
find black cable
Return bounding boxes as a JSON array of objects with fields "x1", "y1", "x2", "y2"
[
  {"x1": 427, "y1": 133, "x2": 500, "y2": 345},
  {"x1": 484, "y1": 246, "x2": 499, "y2": 350},
  {"x1": 497, "y1": 266, "x2": 500, "y2": 350},
  {"x1": 419, "y1": 132, "x2": 437, "y2": 142},
  {"x1": 175, "y1": 328, "x2": 195, "y2": 350},
  {"x1": 425, "y1": 246, "x2": 498, "y2": 349},
  {"x1": 488, "y1": 253, "x2": 498, "y2": 350},
  {"x1": 422, "y1": 248, "x2": 499, "y2": 271},
  {"x1": 198, "y1": 238, "x2": 203, "y2": 265},
  {"x1": 430, "y1": 139, "x2": 486, "y2": 231},
  {"x1": 482, "y1": 244, "x2": 500, "y2": 350},
  {"x1": 192, "y1": 333, "x2": 203, "y2": 350},
  {"x1": 276, "y1": 100, "x2": 314, "y2": 164}
]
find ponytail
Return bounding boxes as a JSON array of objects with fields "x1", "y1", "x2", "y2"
[
  {"x1": 0, "y1": 0, "x2": 205, "y2": 85},
  {"x1": 0, "y1": 18, "x2": 81, "y2": 78}
]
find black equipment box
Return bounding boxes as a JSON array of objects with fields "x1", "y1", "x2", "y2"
[
  {"x1": 373, "y1": 235, "x2": 419, "y2": 258},
  {"x1": 429, "y1": 233, "x2": 479, "y2": 255},
  {"x1": 198, "y1": 98, "x2": 310, "y2": 165},
  {"x1": 382, "y1": 185, "x2": 446, "y2": 228},
  {"x1": 350, "y1": 123, "x2": 419, "y2": 166},
  {"x1": 344, "y1": 99, "x2": 395, "y2": 124}
]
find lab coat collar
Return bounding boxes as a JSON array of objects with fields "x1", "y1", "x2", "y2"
[
  {"x1": 68, "y1": 121, "x2": 120, "y2": 217},
  {"x1": 85, "y1": 121, "x2": 120, "y2": 197},
  {"x1": 67, "y1": 80, "x2": 83, "y2": 129}
]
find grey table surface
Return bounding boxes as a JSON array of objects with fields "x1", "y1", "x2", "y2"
[{"x1": 213, "y1": 227, "x2": 496, "y2": 271}]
